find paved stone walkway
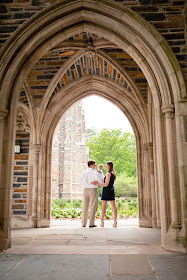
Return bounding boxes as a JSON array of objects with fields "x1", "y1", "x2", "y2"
[
  {"x1": 1, "y1": 254, "x2": 187, "y2": 280},
  {"x1": 0, "y1": 220, "x2": 187, "y2": 279},
  {"x1": 6, "y1": 219, "x2": 171, "y2": 255}
]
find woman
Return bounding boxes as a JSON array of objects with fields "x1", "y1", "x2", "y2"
[{"x1": 92, "y1": 161, "x2": 117, "y2": 227}]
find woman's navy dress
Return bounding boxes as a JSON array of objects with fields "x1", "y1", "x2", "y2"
[{"x1": 101, "y1": 171, "x2": 115, "y2": 201}]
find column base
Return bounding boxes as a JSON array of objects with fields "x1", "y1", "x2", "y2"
[
  {"x1": 37, "y1": 219, "x2": 51, "y2": 228},
  {"x1": 171, "y1": 222, "x2": 182, "y2": 229},
  {"x1": 11, "y1": 216, "x2": 34, "y2": 229},
  {"x1": 162, "y1": 224, "x2": 186, "y2": 253},
  {"x1": 163, "y1": 239, "x2": 187, "y2": 253},
  {"x1": 0, "y1": 237, "x2": 11, "y2": 251},
  {"x1": 151, "y1": 216, "x2": 157, "y2": 228},
  {"x1": 139, "y1": 217, "x2": 152, "y2": 228}
]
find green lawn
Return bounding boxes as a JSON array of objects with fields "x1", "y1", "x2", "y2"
[{"x1": 51, "y1": 198, "x2": 138, "y2": 220}]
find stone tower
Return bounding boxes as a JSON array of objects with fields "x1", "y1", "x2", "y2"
[{"x1": 52, "y1": 101, "x2": 88, "y2": 199}]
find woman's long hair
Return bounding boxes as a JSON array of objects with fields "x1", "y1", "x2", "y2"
[{"x1": 107, "y1": 161, "x2": 116, "y2": 179}]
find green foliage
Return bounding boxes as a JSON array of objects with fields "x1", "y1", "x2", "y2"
[
  {"x1": 86, "y1": 129, "x2": 136, "y2": 177},
  {"x1": 86, "y1": 128, "x2": 97, "y2": 141},
  {"x1": 51, "y1": 198, "x2": 138, "y2": 219},
  {"x1": 114, "y1": 172, "x2": 137, "y2": 197}
]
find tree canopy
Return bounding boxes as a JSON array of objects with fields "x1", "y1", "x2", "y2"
[{"x1": 86, "y1": 128, "x2": 136, "y2": 177}]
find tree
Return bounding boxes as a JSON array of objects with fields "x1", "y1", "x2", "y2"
[
  {"x1": 86, "y1": 128, "x2": 136, "y2": 177},
  {"x1": 86, "y1": 128, "x2": 97, "y2": 141}
]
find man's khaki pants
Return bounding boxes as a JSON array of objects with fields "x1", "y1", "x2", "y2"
[{"x1": 81, "y1": 188, "x2": 98, "y2": 227}]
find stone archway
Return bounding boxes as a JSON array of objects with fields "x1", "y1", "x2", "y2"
[{"x1": 0, "y1": 0, "x2": 186, "y2": 253}]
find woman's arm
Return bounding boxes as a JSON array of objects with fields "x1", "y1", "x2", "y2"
[{"x1": 91, "y1": 173, "x2": 111, "y2": 187}]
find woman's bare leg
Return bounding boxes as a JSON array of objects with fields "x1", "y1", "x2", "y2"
[
  {"x1": 101, "y1": 200, "x2": 107, "y2": 221},
  {"x1": 110, "y1": 200, "x2": 117, "y2": 222}
]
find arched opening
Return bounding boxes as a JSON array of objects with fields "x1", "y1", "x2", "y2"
[
  {"x1": 0, "y1": 0, "x2": 186, "y2": 253},
  {"x1": 44, "y1": 75, "x2": 152, "y2": 228},
  {"x1": 51, "y1": 95, "x2": 138, "y2": 225}
]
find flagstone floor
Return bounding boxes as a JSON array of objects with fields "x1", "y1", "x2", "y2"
[{"x1": 1, "y1": 219, "x2": 186, "y2": 279}]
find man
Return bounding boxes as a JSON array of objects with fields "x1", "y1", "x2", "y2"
[{"x1": 80, "y1": 160, "x2": 103, "y2": 227}]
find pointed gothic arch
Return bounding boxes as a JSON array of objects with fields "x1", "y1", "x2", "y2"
[{"x1": 0, "y1": 0, "x2": 186, "y2": 252}]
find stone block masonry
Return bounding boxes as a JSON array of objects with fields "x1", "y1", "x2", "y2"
[
  {"x1": 52, "y1": 101, "x2": 88, "y2": 199},
  {"x1": 12, "y1": 127, "x2": 30, "y2": 215},
  {"x1": 0, "y1": 0, "x2": 186, "y2": 86}
]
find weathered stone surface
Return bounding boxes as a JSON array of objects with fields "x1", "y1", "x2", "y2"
[
  {"x1": 20, "y1": 148, "x2": 29, "y2": 153},
  {"x1": 12, "y1": 204, "x2": 24, "y2": 209},
  {"x1": 163, "y1": 33, "x2": 184, "y2": 40},
  {"x1": 14, "y1": 171, "x2": 28, "y2": 176},
  {"x1": 184, "y1": 116, "x2": 187, "y2": 142},
  {"x1": 0, "y1": 5, "x2": 8, "y2": 13},
  {"x1": 0, "y1": 26, "x2": 18, "y2": 33},
  {"x1": 14, "y1": 166, "x2": 24, "y2": 170},
  {"x1": 32, "y1": 0, "x2": 47, "y2": 6},
  {"x1": 14, "y1": 12, "x2": 35, "y2": 19},
  {"x1": 52, "y1": 101, "x2": 88, "y2": 199},
  {"x1": 13, "y1": 194, "x2": 21, "y2": 198},
  {"x1": 13, "y1": 184, "x2": 21, "y2": 188},
  {"x1": 147, "y1": 255, "x2": 187, "y2": 280},
  {"x1": 141, "y1": 13, "x2": 166, "y2": 21},
  {"x1": 16, "y1": 161, "x2": 28, "y2": 165},
  {"x1": 13, "y1": 210, "x2": 26, "y2": 215},
  {"x1": 12, "y1": 125, "x2": 30, "y2": 215},
  {"x1": 14, "y1": 199, "x2": 27, "y2": 203},
  {"x1": 0, "y1": 0, "x2": 14, "y2": 3},
  {"x1": 110, "y1": 255, "x2": 154, "y2": 275},
  {"x1": 17, "y1": 177, "x2": 27, "y2": 182},
  {"x1": 15, "y1": 155, "x2": 28, "y2": 160}
]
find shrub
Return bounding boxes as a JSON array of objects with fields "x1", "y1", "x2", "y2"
[
  {"x1": 115, "y1": 172, "x2": 137, "y2": 198},
  {"x1": 51, "y1": 198, "x2": 138, "y2": 219}
]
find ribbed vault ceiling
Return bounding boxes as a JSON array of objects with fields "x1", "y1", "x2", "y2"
[{"x1": 20, "y1": 32, "x2": 148, "y2": 109}]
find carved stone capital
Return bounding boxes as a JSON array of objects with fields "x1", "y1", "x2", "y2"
[
  {"x1": 33, "y1": 144, "x2": 41, "y2": 162},
  {"x1": 0, "y1": 109, "x2": 8, "y2": 122},
  {"x1": 162, "y1": 105, "x2": 175, "y2": 119},
  {"x1": 147, "y1": 142, "x2": 153, "y2": 151},
  {"x1": 33, "y1": 144, "x2": 41, "y2": 154},
  {"x1": 147, "y1": 143, "x2": 154, "y2": 162},
  {"x1": 16, "y1": 111, "x2": 30, "y2": 132},
  {"x1": 84, "y1": 42, "x2": 96, "y2": 57}
]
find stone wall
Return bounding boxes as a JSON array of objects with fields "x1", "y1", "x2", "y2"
[
  {"x1": 12, "y1": 126, "x2": 30, "y2": 215},
  {"x1": 51, "y1": 101, "x2": 88, "y2": 199},
  {"x1": 0, "y1": 0, "x2": 186, "y2": 86}
]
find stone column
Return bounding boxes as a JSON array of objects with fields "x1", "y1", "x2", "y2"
[
  {"x1": 144, "y1": 146, "x2": 152, "y2": 227},
  {"x1": 154, "y1": 108, "x2": 168, "y2": 243},
  {"x1": 0, "y1": 109, "x2": 10, "y2": 250},
  {"x1": 147, "y1": 143, "x2": 157, "y2": 228},
  {"x1": 0, "y1": 109, "x2": 8, "y2": 180},
  {"x1": 162, "y1": 106, "x2": 181, "y2": 230},
  {"x1": 139, "y1": 145, "x2": 152, "y2": 228},
  {"x1": 32, "y1": 144, "x2": 41, "y2": 228}
]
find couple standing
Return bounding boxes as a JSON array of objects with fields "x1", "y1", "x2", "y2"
[{"x1": 79, "y1": 160, "x2": 117, "y2": 228}]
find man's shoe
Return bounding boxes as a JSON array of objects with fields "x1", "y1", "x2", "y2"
[
  {"x1": 89, "y1": 225, "x2": 97, "y2": 228},
  {"x1": 82, "y1": 225, "x2": 86, "y2": 227}
]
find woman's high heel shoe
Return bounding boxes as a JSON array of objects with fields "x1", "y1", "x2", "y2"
[
  {"x1": 100, "y1": 221, "x2": 104, "y2": 227},
  {"x1": 113, "y1": 221, "x2": 117, "y2": 227}
]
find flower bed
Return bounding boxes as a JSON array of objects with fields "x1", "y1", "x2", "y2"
[{"x1": 51, "y1": 198, "x2": 138, "y2": 219}]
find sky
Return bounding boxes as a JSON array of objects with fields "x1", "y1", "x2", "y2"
[{"x1": 82, "y1": 96, "x2": 133, "y2": 133}]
